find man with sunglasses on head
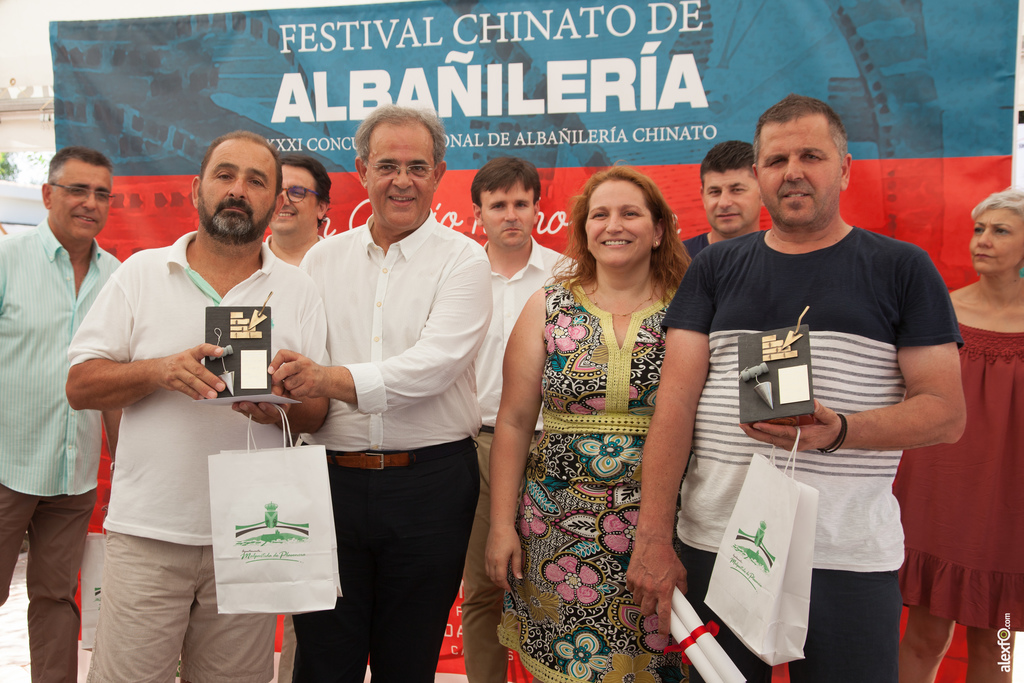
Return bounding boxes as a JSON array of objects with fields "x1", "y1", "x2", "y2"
[
  {"x1": 268, "y1": 154, "x2": 332, "y2": 266},
  {"x1": 0, "y1": 146, "x2": 120, "y2": 682},
  {"x1": 268, "y1": 104, "x2": 491, "y2": 683}
]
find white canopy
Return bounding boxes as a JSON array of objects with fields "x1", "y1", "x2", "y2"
[{"x1": 0, "y1": 0, "x2": 422, "y2": 153}]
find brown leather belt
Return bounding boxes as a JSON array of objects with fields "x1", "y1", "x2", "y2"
[{"x1": 326, "y1": 437, "x2": 474, "y2": 470}]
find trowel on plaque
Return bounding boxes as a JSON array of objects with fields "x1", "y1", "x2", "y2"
[{"x1": 213, "y1": 329, "x2": 235, "y2": 396}]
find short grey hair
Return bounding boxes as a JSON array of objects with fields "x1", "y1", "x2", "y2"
[
  {"x1": 354, "y1": 105, "x2": 446, "y2": 165},
  {"x1": 49, "y1": 146, "x2": 113, "y2": 184},
  {"x1": 971, "y1": 187, "x2": 1024, "y2": 223}
]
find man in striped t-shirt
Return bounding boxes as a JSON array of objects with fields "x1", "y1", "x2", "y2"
[
  {"x1": 0, "y1": 147, "x2": 120, "y2": 682},
  {"x1": 627, "y1": 95, "x2": 966, "y2": 683}
]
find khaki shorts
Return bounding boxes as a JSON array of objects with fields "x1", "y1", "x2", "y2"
[{"x1": 87, "y1": 531, "x2": 275, "y2": 683}]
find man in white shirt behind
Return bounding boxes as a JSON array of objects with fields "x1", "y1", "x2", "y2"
[
  {"x1": 267, "y1": 153, "x2": 331, "y2": 266},
  {"x1": 269, "y1": 105, "x2": 492, "y2": 683},
  {"x1": 266, "y1": 152, "x2": 332, "y2": 683},
  {"x1": 462, "y1": 157, "x2": 562, "y2": 683}
]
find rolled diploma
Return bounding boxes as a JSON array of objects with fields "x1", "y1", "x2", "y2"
[
  {"x1": 669, "y1": 609, "x2": 725, "y2": 683},
  {"x1": 672, "y1": 588, "x2": 746, "y2": 683}
]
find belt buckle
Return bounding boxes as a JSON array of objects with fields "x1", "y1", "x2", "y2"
[{"x1": 364, "y1": 451, "x2": 386, "y2": 470}]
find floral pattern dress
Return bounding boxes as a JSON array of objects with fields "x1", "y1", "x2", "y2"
[{"x1": 497, "y1": 284, "x2": 684, "y2": 683}]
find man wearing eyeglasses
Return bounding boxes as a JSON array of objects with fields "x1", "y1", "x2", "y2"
[
  {"x1": 267, "y1": 149, "x2": 332, "y2": 683},
  {"x1": 268, "y1": 105, "x2": 492, "y2": 683},
  {"x1": 268, "y1": 154, "x2": 332, "y2": 266},
  {"x1": 0, "y1": 146, "x2": 120, "y2": 682}
]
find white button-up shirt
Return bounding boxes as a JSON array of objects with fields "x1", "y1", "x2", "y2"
[
  {"x1": 476, "y1": 238, "x2": 562, "y2": 428},
  {"x1": 303, "y1": 214, "x2": 492, "y2": 451}
]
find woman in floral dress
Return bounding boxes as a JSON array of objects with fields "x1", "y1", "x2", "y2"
[{"x1": 486, "y1": 166, "x2": 690, "y2": 683}]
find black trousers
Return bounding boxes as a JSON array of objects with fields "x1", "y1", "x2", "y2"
[
  {"x1": 680, "y1": 542, "x2": 901, "y2": 683},
  {"x1": 293, "y1": 445, "x2": 479, "y2": 683}
]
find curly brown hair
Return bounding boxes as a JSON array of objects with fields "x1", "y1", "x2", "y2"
[{"x1": 553, "y1": 166, "x2": 690, "y2": 299}]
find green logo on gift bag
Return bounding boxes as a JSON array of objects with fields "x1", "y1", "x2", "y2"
[
  {"x1": 234, "y1": 502, "x2": 310, "y2": 548},
  {"x1": 728, "y1": 520, "x2": 775, "y2": 589},
  {"x1": 736, "y1": 520, "x2": 775, "y2": 569}
]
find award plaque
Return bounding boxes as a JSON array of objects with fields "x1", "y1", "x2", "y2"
[
  {"x1": 204, "y1": 304, "x2": 273, "y2": 400},
  {"x1": 737, "y1": 308, "x2": 815, "y2": 425}
]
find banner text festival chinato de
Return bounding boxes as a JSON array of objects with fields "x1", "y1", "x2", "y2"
[{"x1": 271, "y1": 3, "x2": 710, "y2": 129}]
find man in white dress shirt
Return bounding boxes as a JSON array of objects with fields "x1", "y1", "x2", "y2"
[
  {"x1": 461, "y1": 157, "x2": 561, "y2": 683},
  {"x1": 270, "y1": 105, "x2": 492, "y2": 683}
]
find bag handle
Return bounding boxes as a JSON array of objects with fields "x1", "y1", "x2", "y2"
[
  {"x1": 783, "y1": 427, "x2": 801, "y2": 477},
  {"x1": 766, "y1": 426, "x2": 801, "y2": 478},
  {"x1": 245, "y1": 405, "x2": 294, "y2": 452}
]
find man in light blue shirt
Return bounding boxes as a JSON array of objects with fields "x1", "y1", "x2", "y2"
[{"x1": 0, "y1": 147, "x2": 120, "y2": 682}]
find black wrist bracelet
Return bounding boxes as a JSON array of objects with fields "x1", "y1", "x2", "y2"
[{"x1": 818, "y1": 413, "x2": 848, "y2": 453}]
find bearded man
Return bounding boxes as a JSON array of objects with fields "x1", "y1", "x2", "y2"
[{"x1": 66, "y1": 130, "x2": 329, "y2": 683}]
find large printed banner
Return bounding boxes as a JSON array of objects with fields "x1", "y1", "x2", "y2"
[
  {"x1": 51, "y1": 2, "x2": 1016, "y2": 679},
  {"x1": 52, "y1": 0, "x2": 1015, "y2": 289}
]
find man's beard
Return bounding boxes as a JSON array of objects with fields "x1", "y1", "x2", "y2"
[{"x1": 198, "y1": 196, "x2": 273, "y2": 246}]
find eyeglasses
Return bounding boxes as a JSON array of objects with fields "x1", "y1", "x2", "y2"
[
  {"x1": 49, "y1": 183, "x2": 113, "y2": 204},
  {"x1": 284, "y1": 186, "x2": 320, "y2": 202},
  {"x1": 371, "y1": 163, "x2": 433, "y2": 179}
]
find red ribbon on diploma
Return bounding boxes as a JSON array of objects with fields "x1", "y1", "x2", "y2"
[{"x1": 664, "y1": 620, "x2": 720, "y2": 664}]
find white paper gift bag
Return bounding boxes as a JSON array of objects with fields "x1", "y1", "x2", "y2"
[
  {"x1": 79, "y1": 532, "x2": 105, "y2": 650},
  {"x1": 208, "y1": 408, "x2": 342, "y2": 614},
  {"x1": 705, "y1": 429, "x2": 818, "y2": 666}
]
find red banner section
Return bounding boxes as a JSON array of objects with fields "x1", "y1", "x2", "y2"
[
  {"x1": 98, "y1": 155, "x2": 1009, "y2": 292},
  {"x1": 438, "y1": 583, "x2": 531, "y2": 681}
]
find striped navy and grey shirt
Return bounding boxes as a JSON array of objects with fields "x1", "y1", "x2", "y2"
[{"x1": 664, "y1": 228, "x2": 959, "y2": 571}]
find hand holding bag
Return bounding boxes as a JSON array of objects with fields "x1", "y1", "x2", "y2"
[
  {"x1": 79, "y1": 532, "x2": 105, "y2": 650},
  {"x1": 208, "y1": 407, "x2": 342, "y2": 614},
  {"x1": 704, "y1": 429, "x2": 818, "y2": 666}
]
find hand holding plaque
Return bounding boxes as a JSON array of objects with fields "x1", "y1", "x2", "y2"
[{"x1": 202, "y1": 292, "x2": 298, "y2": 405}]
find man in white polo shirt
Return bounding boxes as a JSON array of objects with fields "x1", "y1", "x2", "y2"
[{"x1": 67, "y1": 130, "x2": 328, "y2": 683}]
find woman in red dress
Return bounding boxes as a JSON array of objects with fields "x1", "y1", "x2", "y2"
[{"x1": 894, "y1": 188, "x2": 1024, "y2": 682}]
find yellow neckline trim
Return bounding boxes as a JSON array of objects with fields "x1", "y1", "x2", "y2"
[{"x1": 569, "y1": 285, "x2": 665, "y2": 413}]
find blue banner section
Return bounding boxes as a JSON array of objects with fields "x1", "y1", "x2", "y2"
[{"x1": 52, "y1": 0, "x2": 1016, "y2": 175}]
